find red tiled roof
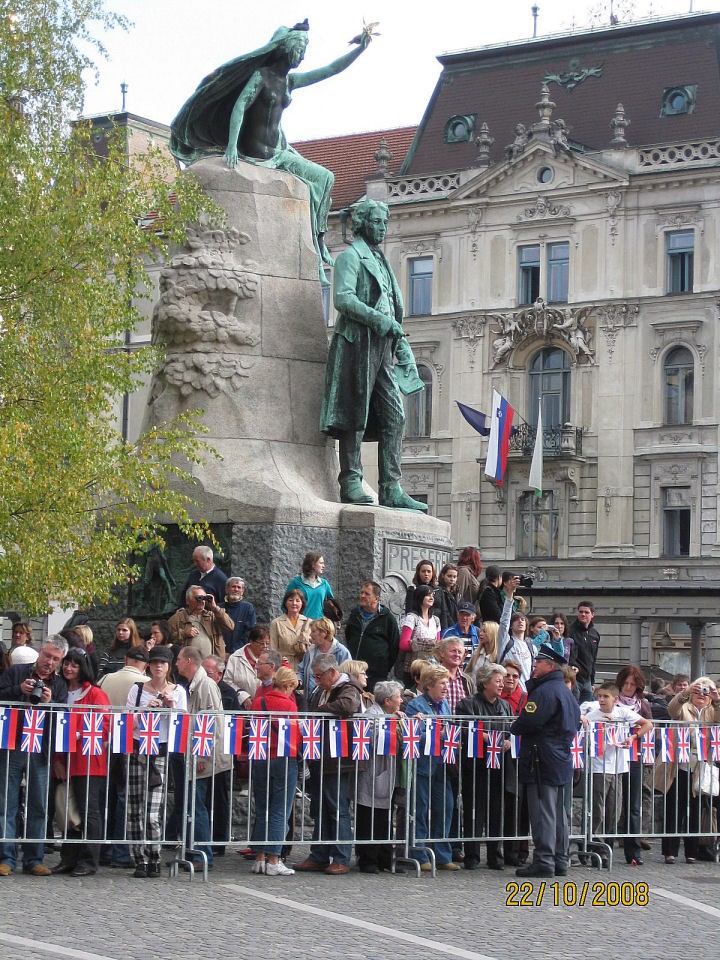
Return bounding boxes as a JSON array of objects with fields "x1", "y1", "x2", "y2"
[
  {"x1": 402, "y1": 13, "x2": 720, "y2": 175},
  {"x1": 293, "y1": 126, "x2": 417, "y2": 209}
]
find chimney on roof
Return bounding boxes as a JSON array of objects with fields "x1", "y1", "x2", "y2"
[{"x1": 609, "y1": 103, "x2": 630, "y2": 149}]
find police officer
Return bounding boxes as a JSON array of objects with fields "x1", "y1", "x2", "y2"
[{"x1": 510, "y1": 646, "x2": 580, "y2": 878}]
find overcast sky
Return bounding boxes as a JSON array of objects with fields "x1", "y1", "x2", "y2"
[{"x1": 81, "y1": 1, "x2": 718, "y2": 140}]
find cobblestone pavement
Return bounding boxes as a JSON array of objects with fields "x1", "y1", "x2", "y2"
[{"x1": 1, "y1": 845, "x2": 719, "y2": 960}]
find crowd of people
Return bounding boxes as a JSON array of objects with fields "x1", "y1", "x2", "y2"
[{"x1": 1, "y1": 544, "x2": 718, "y2": 880}]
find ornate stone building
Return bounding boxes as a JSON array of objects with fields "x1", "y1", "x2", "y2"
[{"x1": 317, "y1": 13, "x2": 720, "y2": 675}]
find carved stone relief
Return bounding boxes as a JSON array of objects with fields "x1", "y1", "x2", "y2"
[
  {"x1": 595, "y1": 302, "x2": 639, "y2": 363},
  {"x1": 453, "y1": 316, "x2": 486, "y2": 369},
  {"x1": 517, "y1": 195, "x2": 572, "y2": 221},
  {"x1": 606, "y1": 189, "x2": 622, "y2": 245},
  {"x1": 490, "y1": 299, "x2": 594, "y2": 366}
]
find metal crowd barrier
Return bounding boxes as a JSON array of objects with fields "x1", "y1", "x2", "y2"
[{"x1": 0, "y1": 704, "x2": 717, "y2": 881}]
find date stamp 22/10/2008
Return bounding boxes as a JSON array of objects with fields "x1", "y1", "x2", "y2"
[{"x1": 505, "y1": 881, "x2": 649, "y2": 907}]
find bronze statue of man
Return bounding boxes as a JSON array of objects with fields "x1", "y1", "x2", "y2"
[{"x1": 320, "y1": 200, "x2": 427, "y2": 512}]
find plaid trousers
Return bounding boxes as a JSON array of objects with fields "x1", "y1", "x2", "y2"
[{"x1": 127, "y1": 753, "x2": 167, "y2": 861}]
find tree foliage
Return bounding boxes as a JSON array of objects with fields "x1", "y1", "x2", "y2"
[{"x1": 0, "y1": 2, "x2": 217, "y2": 614}]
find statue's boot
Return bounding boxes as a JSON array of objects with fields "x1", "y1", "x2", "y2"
[
  {"x1": 379, "y1": 483, "x2": 429, "y2": 513},
  {"x1": 340, "y1": 479, "x2": 375, "y2": 506}
]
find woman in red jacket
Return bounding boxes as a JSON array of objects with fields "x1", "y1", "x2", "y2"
[{"x1": 52, "y1": 647, "x2": 110, "y2": 877}]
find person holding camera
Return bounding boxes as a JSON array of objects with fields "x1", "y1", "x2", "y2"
[
  {"x1": 168, "y1": 585, "x2": 234, "y2": 661},
  {"x1": 0, "y1": 634, "x2": 69, "y2": 877}
]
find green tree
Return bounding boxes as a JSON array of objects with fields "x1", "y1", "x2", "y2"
[{"x1": 0, "y1": 2, "x2": 216, "y2": 614}]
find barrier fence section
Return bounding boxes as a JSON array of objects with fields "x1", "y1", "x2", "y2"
[{"x1": 0, "y1": 704, "x2": 718, "y2": 880}]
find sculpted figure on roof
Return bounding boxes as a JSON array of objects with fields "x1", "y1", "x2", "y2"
[{"x1": 170, "y1": 20, "x2": 374, "y2": 280}]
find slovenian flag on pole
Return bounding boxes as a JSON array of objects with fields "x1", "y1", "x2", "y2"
[
  {"x1": 0, "y1": 707, "x2": 18, "y2": 750},
  {"x1": 484, "y1": 390, "x2": 515, "y2": 484},
  {"x1": 111, "y1": 713, "x2": 134, "y2": 754},
  {"x1": 528, "y1": 399, "x2": 543, "y2": 497}
]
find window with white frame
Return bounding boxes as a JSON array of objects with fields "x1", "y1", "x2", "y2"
[
  {"x1": 403, "y1": 363, "x2": 433, "y2": 438},
  {"x1": 662, "y1": 486, "x2": 691, "y2": 557},
  {"x1": 518, "y1": 242, "x2": 569, "y2": 305},
  {"x1": 408, "y1": 257, "x2": 433, "y2": 316},
  {"x1": 663, "y1": 346, "x2": 694, "y2": 425},
  {"x1": 518, "y1": 490, "x2": 559, "y2": 558},
  {"x1": 666, "y1": 230, "x2": 694, "y2": 294}
]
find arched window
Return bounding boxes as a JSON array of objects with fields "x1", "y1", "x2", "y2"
[
  {"x1": 529, "y1": 348, "x2": 570, "y2": 428},
  {"x1": 663, "y1": 346, "x2": 694, "y2": 425},
  {"x1": 404, "y1": 364, "x2": 433, "y2": 438}
]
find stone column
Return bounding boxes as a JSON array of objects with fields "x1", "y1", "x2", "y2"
[{"x1": 687, "y1": 619, "x2": 704, "y2": 678}]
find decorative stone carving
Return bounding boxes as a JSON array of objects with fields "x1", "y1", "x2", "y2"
[
  {"x1": 609, "y1": 103, "x2": 630, "y2": 149},
  {"x1": 453, "y1": 316, "x2": 486, "y2": 369},
  {"x1": 595, "y1": 302, "x2": 639, "y2": 362},
  {"x1": 406, "y1": 444, "x2": 431, "y2": 456},
  {"x1": 466, "y1": 205, "x2": 484, "y2": 261},
  {"x1": 654, "y1": 211, "x2": 704, "y2": 237},
  {"x1": 474, "y1": 122, "x2": 494, "y2": 168},
  {"x1": 544, "y1": 62, "x2": 603, "y2": 92},
  {"x1": 505, "y1": 123, "x2": 530, "y2": 161},
  {"x1": 648, "y1": 319, "x2": 706, "y2": 376},
  {"x1": 517, "y1": 195, "x2": 572, "y2": 221},
  {"x1": 605, "y1": 189, "x2": 622, "y2": 245},
  {"x1": 490, "y1": 299, "x2": 594, "y2": 366}
]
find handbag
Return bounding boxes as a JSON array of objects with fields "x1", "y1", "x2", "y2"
[{"x1": 692, "y1": 761, "x2": 720, "y2": 797}]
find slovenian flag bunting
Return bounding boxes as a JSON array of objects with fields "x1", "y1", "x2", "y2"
[
  {"x1": 168, "y1": 713, "x2": 191, "y2": 753},
  {"x1": 466, "y1": 720, "x2": 484, "y2": 759},
  {"x1": 20, "y1": 709, "x2": 46, "y2": 754},
  {"x1": 570, "y1": 731, "x2": 584, "y2": 769},
  {"x1": 484, "y1": 389, "x2": 515, "y2": 485},
  {"x1": 328, "y1": 719, "x2": 348, "y2": 759},
  {"x1": 442, "y1": 723, "x2": 461, "y2": 764},
  {"x1": 81, "y1": 711, "x2": 104, "y2": 757},
  {"x1": 0, "y1": 707, "x2": 18, "y2": 750},
  {"x1": 485, "y1": 729, "x2": 502, "y2": 769},
  {"x1": 222, "y1": 715, "x2": 244, "y2": 755},
  {"x1": 112, "y1": 713, "x2": 134, "y2": 754},
  {"x1": 401, "y1": 718, "x2": 421, "y2": 760},
  {"x1": 590, "y1": 723, "x2": 604, "y2": 758},
  {"x1": 641, "y1": 729, "x2": 655, "y2": 765},
  {"x1": 660, "y1": 727, "x2": 675, "y2": 763},
  {"x1": 352, "y1": 719, "x2": 372, "y2": 761},
  {"x1": 423, "y1": 717, "x2": 442, "y2": 757},
  {"x1": 376, "y1": 717, "x2": 397, "y2": 756},
  {"x1": 276, "y1": 717, "x2": 298, "y2": 758},
  {"x1": 299, "y1": 717, "x2": 322, "y2": 761},
  {"x1": 54, "y1": 711, "x2": 76, "y2": 753},
  {"x1": 710, "y1": 725, "x2": 720, "y2": 762},
  {"x1": 192, "y1": 714, "x2": 216, "y2": 759},
  {"x1": 695, "y1": 727, "x2": 708, "y2": 762},
  {"x1": 510, "y1": 734, "x2": 521, "y2": 759}
]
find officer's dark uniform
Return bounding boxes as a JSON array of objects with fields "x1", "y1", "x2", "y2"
[{"x1": 511, "y1": 660, "x2": 580, "y2": 875}]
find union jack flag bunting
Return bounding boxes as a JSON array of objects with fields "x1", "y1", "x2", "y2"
[
  {"x1": 466, "y1": 720, "x2": 484, "y2": 759},
  {"x1": 442, "y1": 723, "x2": 461, "y2": 765},
  {"x1": 485, "y1": 729, "x2": 502, "y2": 769},
  {"x1": 376, "y1": 717, "x2": 397, "y2": 756},
  {"x1": 54, "y1": 711, "x2": 76, "y2": 754},
  {"x1": 710, "y1": 725, "x2": 720, "y2": 762},
  {"x1": 111, "y1": 713, "x2": 134, "y2": 754},
  {"x1": 20, "y1": 709, "x2": 46, "y2": 754},
  {"x1": 328, "y1": 719, "x2": 349, "y2": 759},
  {"x1": 676, "y1": 726, "x2": 691, "y2": 764},
  {"x1": 136, "y1": 713, "x2": 161, "y2": 756},
  {"x1": 605, "y1": 724, "x2": 627, "y2": 748},
  {"x1": 570, "y1": 731, "x2": 584, "y2": 769},
  {"x1": 0, "y1": 707, "x2": 18, "y2": 750},
  {"x1": 589, "y1": 723, "x2": 604, "y2": 758},
  {"x1": 510, "y1": 734, "x2": 521, "y2": 759},
  {"x1": 641, "y1": 729, "x2": 655, "y2": 765},
  {"x1": 423, "y1": 718, "x2": 442, "y2": 757},
  {"x1": 299, "y1": 718, "x2": 322, "y2": 761},
  {"x1": 192, "y1": 714, "x2": 216, "y2": 758},
  {"x1": 660, "y1": 727, "x2": 675, "y2": 763},
  {"x1": 168, "y1": 713, "x2": 191, "y2": 753},
  {"x1": 247, "y1": 717, "x2": 269, "y2": 761},
  {"x1": 81, "y1": 712, "x2": 104, "y2": 757},
  {"x1": 401, "y1": 718, "x2": 421, "y2": 759},
  {"x1": 222, "y1": 715, "x2": 244, "y2": 755},
  {"x1": 352, "y1": 719, "x2": 372, "y2": 761},
  {"x1": 276, "y1": 717, "x2": 298, "y2": 758}
]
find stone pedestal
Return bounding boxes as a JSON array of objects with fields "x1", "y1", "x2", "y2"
[{"x1": 143, "y1": 158, "x2": 451, "y2": 620}]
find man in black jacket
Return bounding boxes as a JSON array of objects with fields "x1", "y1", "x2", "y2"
[
  {"x1": 344, "y1": 581, "x2": 399, "y2": 692},
  {"x1": 0, "y1": 635, "x2": 68, "y2": 877},
  {"x1": 568, "y1": 601, "x2": 600, "y2": 703}
]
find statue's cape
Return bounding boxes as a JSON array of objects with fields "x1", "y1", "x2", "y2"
[{"x1": 169, "y1": 32, "x2": 290, "y2": 164}]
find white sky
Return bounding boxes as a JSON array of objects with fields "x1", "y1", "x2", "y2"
[{"x1": 81, "y1": 1, "x2": 719, "y2": 140}]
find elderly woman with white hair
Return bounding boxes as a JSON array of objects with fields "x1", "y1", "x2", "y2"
[
  {"x1": 659, "y1": 675, "x2": 720, "y2": 863},
  {"x1": 457, "y1": 662, "x2": 513, "y2": 871},
  {"x1": 356, "y1": 680, "x2": 404, "y2": 873}
]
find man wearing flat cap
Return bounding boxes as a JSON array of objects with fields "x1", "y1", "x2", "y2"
[{"x1": 510, "y1": 646, "x2": 580, "y2": 878}]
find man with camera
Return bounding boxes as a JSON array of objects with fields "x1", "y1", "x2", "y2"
[
  {"x1": 0, "y1": 634, "x2": 69, "y2": 877},
  {"x1": 168, "y1": 585, "x2": 234, "y2": 660}
]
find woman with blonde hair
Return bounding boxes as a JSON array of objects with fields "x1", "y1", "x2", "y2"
[
  {"x1": 297, "y1": 617, "x2": 351, "y2": 697},
  {"x1": 467, "y1": 621, "x2": 499, "y2": 679},
  {"x1": 344, "y1": 660, "x2": 374, "y2": 711}
]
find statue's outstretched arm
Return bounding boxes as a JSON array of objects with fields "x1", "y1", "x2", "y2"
[
  {"x1": 225, "y1": 70, "x2": 264, "y2": 168},
  {"x1": 292, "y1": 34, "x2": 369, "y2": 90}
]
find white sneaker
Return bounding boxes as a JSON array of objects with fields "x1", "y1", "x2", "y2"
[
  {"x1": 251, "y1": 860, "x2": 266, "y2": 874},
  {"x1": 266, "y1": 861, "x2": 295, "y2": 876}
]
